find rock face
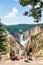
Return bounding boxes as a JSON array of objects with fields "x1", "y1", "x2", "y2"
[
  {"x1": 6, "y1": 31, "x2": 24, "y2": 54},
  {"x1": 6, "y1": 25, "x2": 43, "y2": 57},
  {"x1": 31, "y1": 26, "x2": 41, "y2": 36},
  {"x1": 6, "y1": 25, "x2": 43, "y2": 48},
  {"x1": 6, "y1": 24, "x2": 43, "y2": 46},
  {"x1": 19, "y1": 26, "x2": 43, "y2": 47}
]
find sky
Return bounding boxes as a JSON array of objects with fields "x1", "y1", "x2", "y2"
[{"x1": 0, "y1": 0, "x2": 43, "y2": 25}]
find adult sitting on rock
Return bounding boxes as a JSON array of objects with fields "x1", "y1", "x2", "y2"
[
  {"x1": 10, "y1": 50, "x2": 17, "y2": 60},
  {"x1": 10, "y1": 50, "x2": 23, "y2": 61}
]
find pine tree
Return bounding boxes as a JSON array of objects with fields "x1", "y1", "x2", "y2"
[
  {"x1": 0, "y1": 19, "x2": 7, "y2": 54},
  {"x1": 20, "y1": 0, "x2": 43, "y2": 22}
]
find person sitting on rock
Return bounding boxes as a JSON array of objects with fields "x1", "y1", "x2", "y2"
[{"x1": 10, "y1": 50, "x2": 17, "y2": 60}]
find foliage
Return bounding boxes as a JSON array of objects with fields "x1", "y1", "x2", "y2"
[
  {"x1": 39, "y1": 42, "x2": 43, "y2": 49},
  {"x1": 0, "y1": 20, "x2": 7, "y2": 54},
  {"x1": 30, "y1": 32, "x2": 41, "y2": 48},
  {"x1": 6, "y1": 24, "x2": 36, "y2": 34},
  {"x1": 20, "y1": 0, "x2": 43, "y2": 22},
  {"x1": 31, "y1": 32, "x2": 42, "y2": 41},
  {"x1": 30, "y1": 32, "x2": 42, "y2": 53},
  {"x1": 6, "y1": 24, "x2": 43, "y2": 35}
]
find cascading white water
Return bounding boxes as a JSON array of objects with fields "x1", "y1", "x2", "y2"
[
  {"x1": 19, "y1": 34, "x2": 23, "y2": 44},
  {"x1": 19, "y1": 34, "x2": 30, "y2": 55},
  {"x1": 19, "y1": 34, "x2": 30, "y2": 47}
]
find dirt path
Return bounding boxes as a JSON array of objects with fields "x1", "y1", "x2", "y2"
[{"x1": 0, "y1": 59, "x2": 43, "y2": 65}]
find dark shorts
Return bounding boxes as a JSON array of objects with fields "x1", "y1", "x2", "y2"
[{"x1": 27, "y1": 52, "x2": 30, "y2": 56}]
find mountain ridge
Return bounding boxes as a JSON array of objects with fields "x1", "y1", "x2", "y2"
[{"x1": 5, "y1": 24, "x2": 43, "y2": 34}]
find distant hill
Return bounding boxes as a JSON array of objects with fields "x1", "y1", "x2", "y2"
[{"x1": 5, "y1": 24, "x2": 43, "y2": 34}]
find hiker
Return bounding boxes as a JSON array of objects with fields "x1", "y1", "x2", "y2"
[
  {"x1": 27, "y1": 47, "x2": 33, "y2": 60},
  {"x1": 10, "y1": 50, "x2": 22, "y2": 60},
  {"x1": 10, "y1": 50, "x2": 17, "y2": 60}
]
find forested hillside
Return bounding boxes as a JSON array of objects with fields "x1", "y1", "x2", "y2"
[{"x1": 6, "y1": 24, "x2": 43, "y2": 34}]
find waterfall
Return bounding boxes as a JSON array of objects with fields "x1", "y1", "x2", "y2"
[
  {"x1": 19, "y1": 34, "x2": 30, "y2": 47},
  {"x1": 20, "y1": 34, "x2": 23, "y2": 43}
]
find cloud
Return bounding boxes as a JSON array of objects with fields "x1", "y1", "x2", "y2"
[{"x1": 5, "y1": 7, "x2": 18, "y2": 19}]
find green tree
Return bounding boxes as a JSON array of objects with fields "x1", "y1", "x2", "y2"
[
  {"x1": 0, "y1": 19, "x2": 7, "y2": 54},
  {"x1": 19, "y1": 0, "x2": 43, "y2": 22}
]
